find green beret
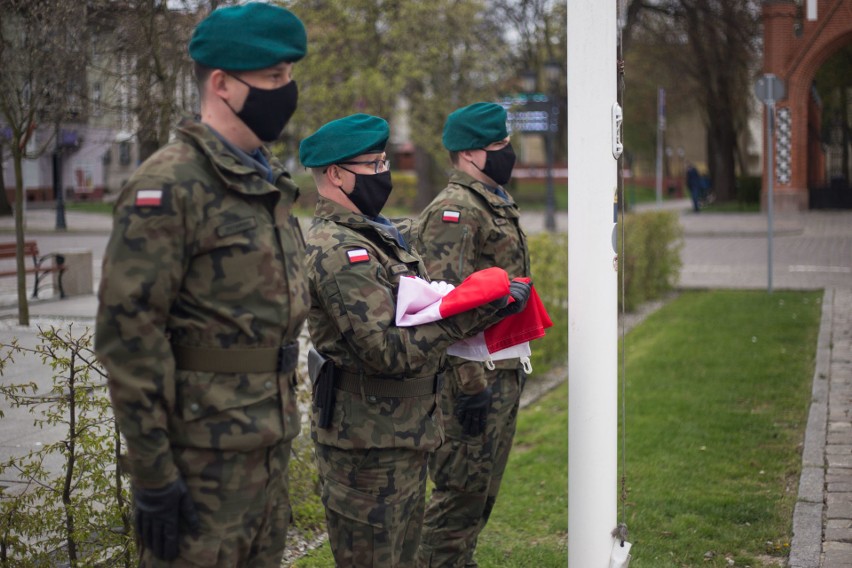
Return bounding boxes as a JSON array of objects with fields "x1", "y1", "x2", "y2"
[
  {"x1": 189, "y1": 3, "x2": 307, "y2": 71},
  {"x1": 300, "y1": 114, "x2": 389, "y2": 168},
  {"x1": 442, "y1": 102, "x2": 509, "y2": 151}
]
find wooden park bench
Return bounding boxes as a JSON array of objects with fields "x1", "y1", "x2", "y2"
[{"x1": 0, "y1": 241, "x2": 66, "y2": 299}]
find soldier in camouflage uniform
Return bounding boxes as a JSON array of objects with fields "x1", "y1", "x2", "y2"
[
  {"x1": 94, "y1": 4, "x2": 309, "y2": 566},
  {"x1": 415, "y1": 102, "x2": 531, "y2": 567},
  {"x1": 298, "y1": 114, "x2": 530, "y2": 567}
]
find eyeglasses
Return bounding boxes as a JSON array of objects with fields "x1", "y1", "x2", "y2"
[{"x1": 338, "y1": 158, "x2": 390, "y2": 174}]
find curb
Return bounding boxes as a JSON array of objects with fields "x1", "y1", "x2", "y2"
[
  {"x1": 789, "y1": 288, "x2": 834, "y2": 568},
  {"x1": 681, "y1": 228, "x2": 804, "y2": 238}
]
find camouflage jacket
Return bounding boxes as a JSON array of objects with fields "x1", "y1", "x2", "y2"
[
  {"x1": 416, "y1": 170, "x2": 530, "y2": 393},
  {"x1": 95, "y1": 118, "x2": 309, "y2": 489},
  {"x1": 305, "y1": 198, "x2": 502, "y2": 451}
]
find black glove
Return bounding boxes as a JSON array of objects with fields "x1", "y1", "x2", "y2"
[
  {"x1": 455, "y1": 387, "x2": 492, "y2": 436},
  {"x1": 496, "y1": 281, "x2": 532, "y2": 317},
  {"x1": 134, "y1": 477, "x2": 199, "y2": 560}
]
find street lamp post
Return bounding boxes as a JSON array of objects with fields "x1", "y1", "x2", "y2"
[
  {"x1": 53, "y1": 123, "x2": 67, "y2": 231},
  {"x1": 544, "y1": 59, "x2": 560, "y2": 232}
]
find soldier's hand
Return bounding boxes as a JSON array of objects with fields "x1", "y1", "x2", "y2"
[
  {"x1": 134, "y1": 477, "x2": 200, "y2": 560},
  {"x1": 496, "y1": 280, "x2": 532, "y2": 317},
  {"x1": 455, "y1": 387, "x2": 492, "y2": 437}
]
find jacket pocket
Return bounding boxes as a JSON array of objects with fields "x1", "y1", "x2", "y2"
[
  {"x1": 172, "y1": 370, "x2": 284, "y2": 451},
  {"x1": 176, "y1": 371, "x2": 278, "y2": 423}
]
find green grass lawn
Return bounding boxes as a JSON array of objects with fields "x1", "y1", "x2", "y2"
[
  {"x1": 65, "y1": 201, "x2": 114, "y2": 215},
  {"x1": 701, "y1": 200, "x2": 762, "y2": 213},
  {"x1": 293, "y1": 290, "x2": 821, "y2": 567},
  {"x1": 621, "y1": 290, "x2": 821, "y2": 567}
]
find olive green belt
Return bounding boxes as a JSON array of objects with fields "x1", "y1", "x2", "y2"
[
  {"x1": 334, "y1": 369, "x2": 440, "y2": 398},
  {"x1": 172, "y1": 343, "x2": 299, "y2": 374}
]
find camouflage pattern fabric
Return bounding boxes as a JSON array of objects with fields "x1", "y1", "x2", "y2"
[
  {"x1": 139, "y1": 442, "x2": 292, "y2": 567},
  {"x1": 305, "y1": 197, "x2": 504, "y2": 452},
  {"x1": 417, "y1": 367, "x2": 522, "y2": 568},
  {"x1": 416, "y1": 170, "x2": 530, "y2": 392},
  {"x1": 316, "y1": 444, "x2": 428, "y2": 567},
  {"x1": 304, "y1": 197, "x2": 505, "y2": 566},
  {"x1": 415, "y1": 169, "x2": 530, "y2": 567},
  {"x1": 95, "y1": 117, "x2": 308, "y2": 558}
]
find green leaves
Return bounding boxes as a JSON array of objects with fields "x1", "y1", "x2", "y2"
[
  {"x1": 0, "y1": 324, "x2": 133, "y2": 566},
  {"x1": 287, "y1": 0, "x2": 510, "y2": 168},
  {"x1": 618, "y1": 211, "x2": 683, "y2": 312}
]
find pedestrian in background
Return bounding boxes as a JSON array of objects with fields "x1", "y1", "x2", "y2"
[{"x1": 686, "y1": 161, "x2": 703, "y2": 212}]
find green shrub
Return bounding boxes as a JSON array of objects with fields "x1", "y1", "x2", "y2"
[
  {"x1": 386, "y1": 171, "x2": 418, "y2": 209},
  {"x1": 617, "y1": 211, "x2": 683, "y2": 312},
  {"x1": 737, "y1": 175, "x2": 762, "y2": 205},
  {"x1": 0, "y1": 325, "x2": 134, "y2": 566},
  {"x1": 289, "y1": 370, "x2": 325, "y2": 537},
  {"x1": 527, "y1": 233, "x2": 568, "y2": 372}
]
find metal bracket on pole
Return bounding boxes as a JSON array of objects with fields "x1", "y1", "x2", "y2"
[
  {"x1": 612, "y1": 103, "x2": 623, "y2": 159},
  {"x1": 610, "y1": 539, "x2": 633, "y2": 568}
]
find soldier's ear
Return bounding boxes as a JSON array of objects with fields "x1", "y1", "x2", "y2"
[
  {"x1": 326, "y1": 164, "x2": 344, "y2": 186},
  {"x1": 459, "y1": 149, "x2": 478, "y2": 165},
  {"x1": 209, "y1": 69, "x2": 233, "y2": 101}
]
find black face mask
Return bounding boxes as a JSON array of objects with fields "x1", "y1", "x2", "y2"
[
  {"x1": 228, "y1": 76, "x2": 298, "y2": 142},
  {"x1": 340, "y1": 170, "x2": 393, "y2": 218},
  {"x1": 480, "y1": 142, "x2": 516, "y2": 186}
]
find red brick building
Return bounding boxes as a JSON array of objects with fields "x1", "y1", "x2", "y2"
[{"x1": 762, "y1": 0, "x2": 852, "y2": 211}]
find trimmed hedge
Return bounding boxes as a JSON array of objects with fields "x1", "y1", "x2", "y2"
[
  {"x1": 617, "y1": 211, "x2": 683, "y2": 312},
  {"x1": 527, "y1": 210, "x2": 683, "y2": 371},
  {"x1": 737, "y1": 175, "x2": 762, "y2": 205},
  {"x1": 527, "y1": 232, "x2": 569, "y2": 372}
]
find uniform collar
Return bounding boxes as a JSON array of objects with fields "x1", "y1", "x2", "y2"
[
  {"x1": 314, "y1": 198, "x2": 409, "y2": 250},
  {"x1": 176, "y1": 117, "x2": 295, "y2": 198},
  {"x1": 449, "y1": 170, "x2": 518, "y2": 210}
]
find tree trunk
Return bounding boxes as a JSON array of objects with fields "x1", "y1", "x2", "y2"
[
  {"x1": 12, "y1": 145, "x2": 28, "y2": 327},
  {"x1": 114, "y1": 421, "x2": 132, "y2": 568},
  {"x1": 136, "y1": 54, "x2": 160, "y2": 164},
  {"x1": 414, "y1": 145, "x2": 441, "y2": 210},
  {"x1": 0, "y1": 145, "x2": 12, "y2": 217},
  {"x1": 841, "y1": 86, "x2": 849, "y2": 183},
  {"x1": 62, "y1": 356, "x2": 78, "y2": 565},
  {"x1": 707, "y1": 115, "x2": 738, "y2": 202}
]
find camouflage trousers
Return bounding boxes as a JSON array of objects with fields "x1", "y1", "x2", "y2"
[
  {"x1": 315, "y1": 443, "x2": 430, "y2": 567},
  {"x1": 139, "y1": 441, "x2": 292, "y2": 567},
  {"x1": 417, "y1": 366, "x2": 522, "y2": 568}
]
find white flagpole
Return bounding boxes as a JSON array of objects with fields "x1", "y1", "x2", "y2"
[{"x1": 568, "y1": 1, "x2": 618, "y2": 566}]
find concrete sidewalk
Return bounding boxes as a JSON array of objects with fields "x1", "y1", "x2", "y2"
[
  {"x1": 0, "y1": 208, "x2": 112, "y2": 316},
  {"x1": 0, "y1": 207, "x2": 114, "y2": 233}
]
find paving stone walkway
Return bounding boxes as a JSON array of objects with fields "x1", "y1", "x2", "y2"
[{"x1": 791, "y1": 288, "x2": 852, "y2": 568}]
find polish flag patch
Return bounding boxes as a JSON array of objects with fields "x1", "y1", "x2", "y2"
[
  {"x1": 442, "y1": 210, "x2": 460, "y2": 223},
  {"x1": 347, "y1": 248, "x2": 370, "y2": 264},
  {"x1": 135, "y1": 190, "x2": 163, "y2": 207}
]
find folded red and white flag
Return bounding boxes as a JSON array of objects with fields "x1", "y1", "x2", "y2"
[
  {"x1": 395, "y1": 267, "x2": 553, "y2": 369},
  {"x1": 396, "y1": 267, "x2": 510, "y2": 326}
]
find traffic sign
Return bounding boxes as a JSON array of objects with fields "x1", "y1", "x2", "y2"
[
  {"x1": 754, "y1": 74, "x2": 786, "y2": 104},
  {"x1": 498, "y1": 96, "x2": 558, "y2": 133}
]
